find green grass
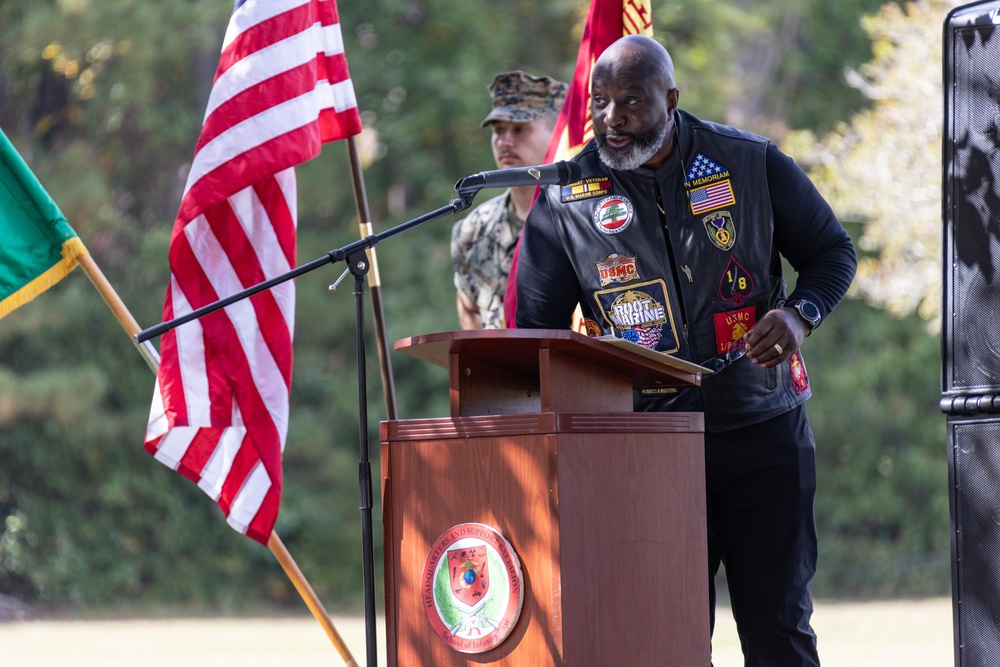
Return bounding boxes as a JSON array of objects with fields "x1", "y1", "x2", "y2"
[{"x1": 0, "y1": 598, "x2": 952, "y2": 666}]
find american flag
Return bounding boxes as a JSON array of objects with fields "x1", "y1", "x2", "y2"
[
  {"x1": 144, "y1": 0, "x2": 362, "y2": 545},
  {"x1": 689, "y1": 180, "x2": 735, "y2": 215}
]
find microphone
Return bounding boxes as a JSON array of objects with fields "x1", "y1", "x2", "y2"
[{"x1": 455, "y1": 160, "x2": 583, "y2": 193}]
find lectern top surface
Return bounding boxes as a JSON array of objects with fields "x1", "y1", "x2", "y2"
[{"x1": 394, "y1": 328, "x2": 704, "y2": 389}]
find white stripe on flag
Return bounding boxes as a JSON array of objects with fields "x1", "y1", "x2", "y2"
[
  {"x1": 171, "y1": 275, "x2": 212, "y2": 423},
  {"x1": 208, "y1": 22, "x2": 344, "y2": 120},
  {"x1": 197, "y1": 426, "x2": 246, "y2": 501},
  {"x1": 153, "y1": 428, "x2": 198, "y2": 471},
  {"x1": 222, "y1": 0, "x2": 312, "y2": 50},
  {"x1": 226, "y1": 461, "x2": 273, "y2": 533},
  {"x1": 185, "y1": 89, "x2": 332, "y2": 195}
]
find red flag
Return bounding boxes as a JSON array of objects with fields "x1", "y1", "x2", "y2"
[
  {"x1": 504, "y1": 0, "x2": 652, "y2": 328},
  {"x1": 144, "y1": 0, "x2": 362, "y2": 545}
]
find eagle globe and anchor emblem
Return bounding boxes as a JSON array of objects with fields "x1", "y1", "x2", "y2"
[{"x1": 421, "y1": 522, "x2": 524, "y2": 653}]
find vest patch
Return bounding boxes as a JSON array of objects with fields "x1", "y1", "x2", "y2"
[
  {"x1": 561, "y1": 177, "x2": 612, "y2": 202},
  {"x1": 593, "y1": 279, "x2": 680, "y2": 353},
  {"x1": 718, "y1": 256, "x2": 755, "y2": 307},
  {"x1": 684, "y1": 152, "x2": 729, "y2": 184},
  {"x1": 790, "y1": 351, "x2": 810, "y2": 394},
  {"x1": 713, "y1": 306, "x2": 757, "y2": 355},
  {"x1": 592, "y1": 195, "x2": 634, "y2": 234},
  {"x1": 689, "y1": 179, "x2": 736, "y2": 215},
  {"x1": 596, "y1": 253, "x2": 640, "y2": 286},
  {"x1": 703, "y1": 210, "x2": 736, "y2": 251}
]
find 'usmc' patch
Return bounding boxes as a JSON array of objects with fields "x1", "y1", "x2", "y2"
[
  {"x1": 593, "y1": 195, "x2": 634, "y2": 235},
  {"x1": 596, "y1": 253, "x2": 640, "y2": 286}
]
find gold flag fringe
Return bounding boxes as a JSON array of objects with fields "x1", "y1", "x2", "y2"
[{"x1": 0, "y1": 237, "x2": 88, "y2": 319}]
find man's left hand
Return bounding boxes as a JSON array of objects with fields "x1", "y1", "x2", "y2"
[{"x1": 745, "y1": 307, "x2": 811, "y2": 369}]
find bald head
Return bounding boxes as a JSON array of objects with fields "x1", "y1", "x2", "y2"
[
  {"x1": 590, "y1": 35, "x2": 680, "y2": 170},
  {"x1": 596, "y1": 35, "x2": 677, "y2": 94}
]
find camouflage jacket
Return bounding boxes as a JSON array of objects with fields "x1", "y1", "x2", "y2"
[{"x1": 450, "y1": 192, "x2": 523, "y2": 329}]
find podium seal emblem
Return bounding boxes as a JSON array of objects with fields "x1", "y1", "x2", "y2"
[{"x1": 421, "y1": 522, "x2": 524, "y2": 653}]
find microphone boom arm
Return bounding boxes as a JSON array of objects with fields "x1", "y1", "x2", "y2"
[{"x1": 135, "y1": 193, "x2": 477, "y2": 344}]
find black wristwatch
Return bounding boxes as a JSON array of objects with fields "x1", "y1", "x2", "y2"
[{"x1": 785, "y1": 299, "x2": 821, "y2": 334}]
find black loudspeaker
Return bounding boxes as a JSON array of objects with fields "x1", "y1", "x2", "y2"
[
  {"x1": 946, "y1": 417, "x2": 1000, "y2": 667},
  {"x1": 943, "y1": 3, "x2": 1000, "y2": 666},
  {"x1": 943, "y1": 0, "x2": 1000, "y2": 396}
]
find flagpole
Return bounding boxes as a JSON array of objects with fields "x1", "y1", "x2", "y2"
[
  {"x1": 268, "y1": 532, "x2": 360, "y2": 667},
  {"x1": 76, "y1": 251, "x2": 360, "y2": 667},
  {"x1": 344, "y1": 136, "x2": 398, "y2": 421}
]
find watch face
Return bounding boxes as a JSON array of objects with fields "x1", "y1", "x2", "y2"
[{"x1": 798, "y1": 301, "x2": 820, "y2": 322}]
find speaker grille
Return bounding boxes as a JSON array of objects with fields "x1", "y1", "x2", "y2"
[
  {"x1": 945, "y1": 12, "x2": 1000, "y2": 393},
  {"x1": 951, "y1": 418, "x2": 1000, "y2": 666}
]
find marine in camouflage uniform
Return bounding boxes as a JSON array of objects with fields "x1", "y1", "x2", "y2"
[{"x1": 451, "y1": 70, "x2": 567, "y2": 329}]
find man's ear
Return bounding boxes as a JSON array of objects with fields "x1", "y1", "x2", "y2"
[{"x1": 667, "y1": 88, "x2": 679, "y2": 111}]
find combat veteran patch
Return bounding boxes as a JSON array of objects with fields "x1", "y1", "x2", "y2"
[
  {"x1": 561, "y1": 177, "x2": 612, "y2": 202},
  {"x1": 596, "y1": 253, "x2": 640, "y2": 286}
]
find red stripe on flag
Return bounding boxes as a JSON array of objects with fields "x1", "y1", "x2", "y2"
[
  {"x1": 176, "y1": 123, "x2": 320, "y2": 227},
  {"x1": 216, "y1": 3, "x2": 319, "y2": 81},
  {"x1": 195, "y1": 59, "x2": 325, "y2": 156}
]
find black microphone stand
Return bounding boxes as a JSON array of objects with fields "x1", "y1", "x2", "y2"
[{"x1": 136, "y1": 189, "x2": 480, "y2": 667}]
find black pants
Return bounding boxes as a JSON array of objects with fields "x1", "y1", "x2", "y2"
[{"x1": 705, "y1": 405, "x2": 820, "y2": 667}]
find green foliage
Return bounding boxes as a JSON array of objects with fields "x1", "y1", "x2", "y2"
[
  {"x1": 656, "y1": 0, "x2": 901, "y2": 137},
  {"x1": 806, "y1": 294, "x2": 948, "y2": 597},
  {"x1": 0, "y1": 0, "x2": 949, "y2": 614}
]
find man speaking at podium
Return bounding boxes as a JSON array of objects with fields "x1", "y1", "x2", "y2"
[{"x1": 514, "y1": 35, "x2": 857, "y2": 666}]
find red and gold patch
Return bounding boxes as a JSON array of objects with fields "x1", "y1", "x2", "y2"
[
  {"x1": 713, "y1": 306, "x2": 756, "y2": 355},
  {"x1": 596, "y1": 253, "x2": 640, "y2": 286},
  {"x1": 789, "y1": 351, "x2": 810, "y2": 394}
]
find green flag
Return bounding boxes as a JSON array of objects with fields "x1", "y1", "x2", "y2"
[{"x1": 0, "y1": 127, "x2": 86, "y2": 318}]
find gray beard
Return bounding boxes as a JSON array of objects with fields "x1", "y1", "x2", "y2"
[{"x1": 595, "y1": 123, "x2": 669, "y2": 171}]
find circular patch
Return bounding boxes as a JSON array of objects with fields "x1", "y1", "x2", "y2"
[
  {"x1": 593, "y1": 195, "x2": 634, "y2": 234},
  {"x1": 422, "y1": 523, "x2": 524, "y2": 653}
]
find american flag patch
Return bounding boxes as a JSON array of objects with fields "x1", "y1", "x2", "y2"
[
  {"x1": 689, "y1": 180, "x2": 735, "y2": 215},
  {"x1": 622, "y1": 326, "x2": 662, "y2": 350}
]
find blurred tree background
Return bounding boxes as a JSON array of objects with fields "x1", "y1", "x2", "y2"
[{"x1": 0, "y1": 0, "x2": 950, "y2": 613}]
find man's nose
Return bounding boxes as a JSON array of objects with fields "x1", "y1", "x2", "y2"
[{"x1": 603, "y1": 102, "x2": 625, "y2": 127}]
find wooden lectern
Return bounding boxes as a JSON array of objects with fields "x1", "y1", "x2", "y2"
[{"x1": 380, "y1": 329, "x2": 710, "y2": 665}]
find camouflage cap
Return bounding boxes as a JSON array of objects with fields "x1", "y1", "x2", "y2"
[{"x1": 480, "y1": 70, "x2": 568, "y2": 127}]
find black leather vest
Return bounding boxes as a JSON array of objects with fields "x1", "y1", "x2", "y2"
[{"x1": 534, "y1": 110, "x2": 810, "y2": 432}]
